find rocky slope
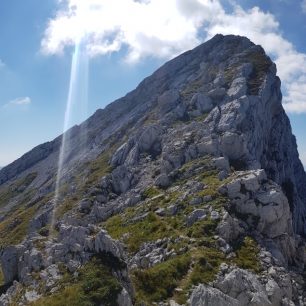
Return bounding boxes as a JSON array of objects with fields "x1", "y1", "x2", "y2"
[{"x1": 0, "y1": 34, "x2": 305, "y2": 305}]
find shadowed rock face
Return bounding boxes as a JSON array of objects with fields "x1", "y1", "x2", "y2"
[
  {"x1": 1, "y1": 34, "x2": 305, "y2": 236},
  {"x1": 0, "y1": 34, "x2": 306, "y2": 305}
]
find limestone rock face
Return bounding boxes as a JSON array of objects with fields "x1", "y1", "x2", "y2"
[
  {"x1": 214, "y1": 268, "x2": 271, "y2": 305},
  {"x1": 0, "y1": 246, "x2": 23, "y2": 283},
  {"x1": 220, "y1": 170, "x2": 292, "y2": 239}
]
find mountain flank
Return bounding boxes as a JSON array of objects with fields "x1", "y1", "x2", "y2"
[{"x1": 0, "y1": 34, "x2": 305, "y2": 305}]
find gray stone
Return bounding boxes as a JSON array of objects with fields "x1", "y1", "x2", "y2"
[
  {"x1": 138, "y1": 124, "x2": 162, "y2": 154},
  {"x1": 213, "y1": 157, "x2": 230, "y2": 172},
  {"x1": 111, "y1": 141, "x2": 134, "y2": 167},
  {"x1": 227, "y1": 77, "x2": 247, "y2": 99},
  {"x1": 0, "y1": 245, "x2": 23, "y2": 284},
  {"x1": 167, "y1": 204, "x2": 179, "y2": 216},
  {"x1": 78, "y1": 199, "x2": 93, "y2": 213},
  {"x1": 25, "y1": 290, "x2": 41, "y2": 303},
  {"x1": 190, "y1": 93, "x2": 213, "y2": 113},
  {"x1": 215, "y1": 268, "x2": 271, "y2": 306},
  {"x1": 219, "y1": 132, "x2": 246, "y2": 160},
  {"x1": 186, "y1": 209, "x2": 206, "y2": 226},
  {"x1": 189, "y1": 197, "x2": 203, "y2": 206},
  {"x1": 155, "y1": 174, "x2": 170, "y2": 188},
  {"x1": 92, "y1": 230, "x2": 125, "y2": 260},
  {"x1": 117, "y1": 288, "x2": 133, "y2": 306},
  {"x1": 111, "y1": 165, "x2": 133, "y2": 194},
  {"x1": 197, "y1": 139, "x2": 218, "y2": 155},
  {"x1": 211, "y1": 210, "x2": 220, "y2": 220},
  {"x1": 190, "y1": 284, "x2": 240, "y2": 306},
  {"x1": 155, "y1": 208, "x2": 166, "y2": 216},
  {"x1": 217, "y1": 212, "x2": 244, "y2": 243},
  {"x1": 29, "y1": 206, "x2": 53, "y2": 232}
]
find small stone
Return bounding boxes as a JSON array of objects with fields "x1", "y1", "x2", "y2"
[
  {"x1": 25, "y1": 290, "x2": 41, "y2": 302},
  {"x1": 186, "y1": 209, "x2": 206, "y2": 226},
  {"x1": 155, "y1": 208, "x2": 166, "y2": 216},
  {"x1": 189, "y1": 197, "x2": 203, "y2": 206},
  {"x1": 211, "y1": 210, "x2": 220, "y2": 220},
  {"x1": 168, "y1": 204, "x2": 179, "y2": 216}
]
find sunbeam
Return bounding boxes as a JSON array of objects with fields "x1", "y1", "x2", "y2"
[{"x1": 50, "y1": 40, "x2": 89, "y2": 231}]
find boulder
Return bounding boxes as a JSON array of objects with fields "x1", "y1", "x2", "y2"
[
  {"x1": 91, "y1": 230, "x2": 125, "y2": 260},
  {"x1": 0, "y1": 245, "x2": 24, "y2": 284},
  {"x1": 138, "y1": 124, "x2": 163, "y2": 155},
  {"x1": 29, "y1": 206, "x2": 53, "y2": 233},
  {"x1": 215, "y1": 268, "x2": 271, "y2": 306},
  {"x1": 111, "y1": 141, "x2": 134, "y2": 167},
  {"x1": 186, "y1": 209, "x2": 206, "y2": 226},
  {"x1": 111, "y1": 165, "x2": 133, "y2": 194},
  {"x1": 217, "y1": 212, "x2": 244, "y2": 243},
  {"x1": 155, "y1": 174, "x2": 170, "y2": 189},
  {"x1": 117, "y1": 288, "x2": 133, "y2": 306},
  {"x1": 189, "y1": 93, "x2": 213, "y2": 113},
  {"x1": 219, "y1": 132, "x2": 246, "y2": 160},
  {"x1": 190, "y1": 284, "x2": 240, "y2": 306},
  {"x1": 213, "y1": 157, "x2": 230, "y2": 172},
  {"x1": 78, "y1": 198, "x2": 93, "y2": 213},
  {"x1": 197, "y1": 139, "x2": 218, "y2": 156},
  {"x1": 227, "y1": 77, "x2": 247, "y2": 99}
]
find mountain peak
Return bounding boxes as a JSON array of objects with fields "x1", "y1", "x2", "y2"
[{"x1": 0, "y1": 35, "x2": 306, "y2": 305}]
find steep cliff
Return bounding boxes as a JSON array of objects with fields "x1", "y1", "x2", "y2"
[{"x1": 0, "y1": 34, "x2": 305, "y2": 305}]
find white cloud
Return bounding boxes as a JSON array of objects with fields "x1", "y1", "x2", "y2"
[
  {"x1": 5, "y1": 97, "x2": 31, "y2": 107},
  {"x1": 302, "y1": 0, "x2": 306, "y2": 13},
  {"x1": 42, "y1": 0, "x2": 219, "y2": 61},
  {"x1": 42, "y1": 0, "x2": 306, "y2": 113}
]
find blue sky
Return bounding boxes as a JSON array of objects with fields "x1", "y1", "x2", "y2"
[{"x1": 0, "y1": 0, "x2": 306, "y2": 167}]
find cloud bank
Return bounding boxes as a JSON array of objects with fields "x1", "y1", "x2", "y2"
[{"x1": 42, "y1": 0, "x2": 306, "y2": 114}]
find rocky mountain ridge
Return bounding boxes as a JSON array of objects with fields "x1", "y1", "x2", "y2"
[{"x1": 0, "y1": 34, "x2": 305, "y2": 305}]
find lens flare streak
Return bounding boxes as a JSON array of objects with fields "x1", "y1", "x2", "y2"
[{"x1": 51, "y1": 41, "x2": 88, "y2": 230}]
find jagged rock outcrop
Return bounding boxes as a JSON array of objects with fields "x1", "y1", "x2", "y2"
[
  {"x1": 190, "y1": 284, "x2": 240, "y2": 306},
  {"x1": 0, "y1": 34, "x2": 306, "y2": 305},
  {"x1": 219, "y1": 170, "x2": 299, "y2": 266}
]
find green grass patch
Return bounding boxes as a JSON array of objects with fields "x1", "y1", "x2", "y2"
[
  {"x1": 31, "y1": 257, "x2": 122, "y2": 306},
  {"x1": 233, "y1": 236, "x2": 261, "y2": 273},
  {"x1": 0, "y1": 172, "x2": 37, "y2": 208},
  {"x1": 0, "y1": 204, "x2": 38, "y2": 246},
  {"x1": 173, "y1": 248, "x2": 225, "y2": 304},
  {"x1": 224, "y1": 49, "x2": 271, "y2": 96},
  {"x1": 0, "y1": 268, "x2": 4, "y2": 286},
  {"x1": 142, "y1": 186, "x2": 161, "y2": 199},
  {"x1": 105, "y1": 212, "x2": 172, "y2": 254},
  {"x1": 187, "y1": 218, "x2": 219, "y2": 238},
  {"x1": 132, "y1": 254, "x2": 191, "y2": 303},
  {"x1": 84, "y1": 151, "x2": 113, "y2": 188},
  {"x1": 55, "y1": 195, "x2": 78, "y2": 220},
  {"x1": 246, "y1": 50, "x2": 271, "y2": 95}
]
